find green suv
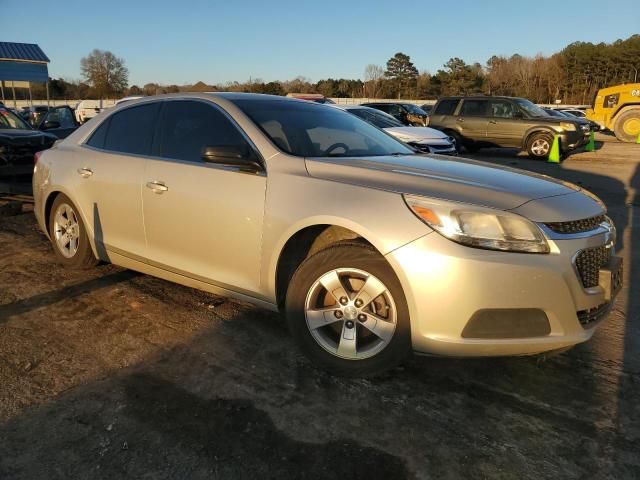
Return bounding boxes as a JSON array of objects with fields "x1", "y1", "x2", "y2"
[{"x1": 429, "y1": 96, "x2": 590, "y2": 158}]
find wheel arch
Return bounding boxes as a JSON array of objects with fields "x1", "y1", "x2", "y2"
[
  {"x1": 273, "y1": 223, "x2": 380, "y2": 310},
  {"x1": 523, "y1": 127, "x2": 555, "y2": 149},
  {"x1": 42, "y1": 188, "x2": 100, "y2": 258},
  {"x1": 612, "y1": 103, "x2": 640, "y2": 120}
]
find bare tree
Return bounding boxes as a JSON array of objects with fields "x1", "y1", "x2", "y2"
[
  {"x1": 364, "y1": 64, "x2": 384, "y2": 98},
  {"x1": 80, "y1": 49, "x2": 129, "y2": 99}
]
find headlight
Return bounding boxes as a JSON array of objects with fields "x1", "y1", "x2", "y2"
[
  {"x1": 560, "y1": 122, "x2": 576, "y2": 131},
  {"x1": 404, "y1": 195, "x2": 550, "y2": 253}
]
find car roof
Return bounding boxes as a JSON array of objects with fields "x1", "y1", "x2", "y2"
[{"x1": 437, "y1": 96, "x2": 521, "y2": 101}]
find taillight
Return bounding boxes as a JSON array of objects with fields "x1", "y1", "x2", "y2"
[{"x1": 34, "y1": 150, "x2": 43, "y2": 165}]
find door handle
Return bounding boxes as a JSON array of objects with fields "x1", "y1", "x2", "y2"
[
  {"x1": 456, "y1": 118, "x2": 465, "y2": 123},
  {"x1": 77, "y1": 167, "x2": 93, "y2": 178},
  {"x1": 146, "y1": 181, "x2": 169, "y2": 194},
  {"x1": 489, "y1": 120, "x2": 497, "y2": 124}
]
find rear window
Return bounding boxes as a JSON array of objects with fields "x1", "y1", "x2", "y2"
[
  {"x1": 433, "y1": 99, "x2": 458, "y2": 115},
  {"x1": 103, "y1": 103, "x2": 160, "y2": 155},
  {"x1": 460, "y1": 100, "x2": 488, "y2": 117}
]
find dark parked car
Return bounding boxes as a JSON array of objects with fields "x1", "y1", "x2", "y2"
[
  {"x1": 420, "y1": 103, "x2": 434, "y2": 114},
  {"x1": 0, "y1": 106, "x2": 57, "y2": 185},
  {"x1": 17, "y1": 105, "x2": 80, "y2": 139},
  {"x1": 429, "y1": 96, "x2": 590, "y2": 158},
  {"x1": 555, "y1": 109, "x2": 601, "y2": 131},
  {"x1": 35, "y1": 106, "x2": 80, "y2": 139},
  {"x1": 20, "y1": 105, "x2": 50, "y2": 126},
  {"x1": 361, "y1": 102, "x2": 429, "y2": 126}
]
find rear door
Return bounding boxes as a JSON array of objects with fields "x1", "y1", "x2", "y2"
[
  {"x1": 486, "y1": 99, "x2": 523, "y2": 146},
  {"x1": 456, "y1": 99, "x2": 489, "y2": 141},
  {"x1": 76, "y1": 102, "x2": 160, "y2": 258},
  {"x1": 142, "y1": 99, "x2": 266, "y2": 294}
]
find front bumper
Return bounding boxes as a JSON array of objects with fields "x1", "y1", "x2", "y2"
[
  {"x1": 411, "y1": 142, "x2": 457, "y2": 156},
  {"x1": 560, "y1": 129, "x2": 591, "y2": 151},
  {"x1": 386, "y1": 228, "x2": 616, "y2": 357}
]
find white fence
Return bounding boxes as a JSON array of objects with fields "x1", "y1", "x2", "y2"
[
  {"x1": 2, "y1": 99, "x2": 117, "y2": 109},
  {"x1": 330, "y1": 98, "x2": 435, "y2": 106}
]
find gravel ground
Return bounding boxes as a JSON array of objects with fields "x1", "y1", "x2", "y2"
[{"x1": 0, "y1": 134, "x2": 639, "y2": 479}]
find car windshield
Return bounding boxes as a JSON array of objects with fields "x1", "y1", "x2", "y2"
[
  {"x1": 0, "y1": 107, "x2": 32, "y2": 130},
  {"x1": 349, "y1": 108, "x2": 405, "y2": 129},
  {"x1": 232, "y1": 98, "x2": 414, "y2": 157},
  {"x1": 515, "y1": 99, "x2": 548, "y2": 118},
  {"x1": 402, "y1": 104, "x2": 427, "y2": 115}
]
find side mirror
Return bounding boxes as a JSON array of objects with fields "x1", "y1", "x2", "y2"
[
  {"x1": 201, "y1": 145, "x2": 263, "y2": 173},
  {"x1": 41, "y1": 120, "x2": 61, "y2": 130},
  {"x1": 513, "y1": 110, "x2": 524, "y2": 119}
]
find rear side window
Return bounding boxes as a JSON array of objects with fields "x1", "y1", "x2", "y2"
[
  {"x1": 460, "y1": 100, "x2": 488, "y2": 117},
  {"x1": 157, "y1": 100, "x2": 248, "y2": 163},
  {"x1": 86, "y1": 118, "x2": 109, "y2": 149},
  {"x1": 433, "y1": 99, "x2": 458, "y2": 115},
  {"x1": 103, "y1": 103, "x2": 160, "y2": 155}
]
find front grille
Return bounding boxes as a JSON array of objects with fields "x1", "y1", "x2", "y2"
[
  {"x1": 544, "y1": 215, "x2": 606, "y2": 235},
  {"x1": 575, "y1": 245, "x2": 612, "y2": 288},
  {"x1": 577, "y1": 303, "x2": 610, "y2": 328}
]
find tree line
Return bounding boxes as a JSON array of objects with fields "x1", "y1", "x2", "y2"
[{"x1": 13, "y1": 35, "x2": 639, "y2": 104}]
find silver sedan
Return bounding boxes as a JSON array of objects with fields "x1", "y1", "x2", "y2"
[{"x1": 33, "y1": 93, "x2": 622, "y2": 376}]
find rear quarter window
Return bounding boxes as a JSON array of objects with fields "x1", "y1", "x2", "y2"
[
  {"x1": 86, "y1": 118, "x2": 110, "y2": 149},
  {"x1": 103, "y1": 103, "x2": 160, "y2": 155}
]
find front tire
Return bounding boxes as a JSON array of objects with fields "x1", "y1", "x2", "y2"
[
  {"x1": 286, "y1": 242, "x2": 411, "y2": 377},
  {"x1": 48, "y1": 194, "x2": 98, "y2": 269},
  {"x1": 613, "y1": 109, "x2": 640, "y2": 143},
  {"x1": 527, "y1": 132, "x2": 554, "y2": 159}
]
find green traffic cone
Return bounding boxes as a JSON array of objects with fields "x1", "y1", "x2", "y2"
[
  {"x1": 548, "y1": 135, "x2": 560, "y2": 163},
  {"x1": 585, "y1": 131, "x2": 595, "y2": 152}
]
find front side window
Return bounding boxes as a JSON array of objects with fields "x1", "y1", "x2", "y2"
[
  {"x1": 232, "y1": 99, "x2": 413, "y2": 158},
  {"x1": 103, "y1": 103, "x2": 160, "y2": 155},
  {"x1": 460, "y1": 100, "x2": 488, "y2": 117},
  {"x1": 157, "y1": 100, "x2": 249, "y2": 163},
  {"x1": 489, "y1": 100, "x2": 517, "y2": 118},
  {"x1": 43, "y1": 107, "x2": 76, "y2": 128}
]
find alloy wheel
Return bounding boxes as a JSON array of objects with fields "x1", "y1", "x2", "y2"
[
  {"x1": 53, "y1": 203, "x2": 81, "y2": 258},
  {"x1": 304, "y1": 268, "x2": 397, "y2": 360},
  {"x1": 531, "y1": 138, "x2": 550, "y2": 156}
]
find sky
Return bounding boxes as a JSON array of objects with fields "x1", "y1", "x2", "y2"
[{"x1": 1, "y1": 0, "x2": 638, "y2": 86}]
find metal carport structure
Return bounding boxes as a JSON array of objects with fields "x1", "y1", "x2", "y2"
[{"x1": 0, "y1": 42, "x2": 50, "y2": 107}]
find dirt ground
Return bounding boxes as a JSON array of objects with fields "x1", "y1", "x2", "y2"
[{"x1": 0, "y1": 134, "x2": 639, "y2": 479}]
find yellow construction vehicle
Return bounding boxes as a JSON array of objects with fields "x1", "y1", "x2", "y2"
[{"x1": 586, "y1": 83, "x2": 640, "y2": 142}]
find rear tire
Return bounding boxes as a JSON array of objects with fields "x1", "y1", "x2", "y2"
[
  {"x1": 447, "y1": 131, "x2": 464, "y2": 153},
  {"x1": 285, "y1": 242, "x2": 411, "y2": 377},
  {"x1": 48, "y1": 194, "x2": 98, "y2": 269},
  {"x1": 613, "y1": 109, "x2": 640, "y2": 143},
  {"x1": 527, "y1": 132, "x2": 554, "y2": 159}
]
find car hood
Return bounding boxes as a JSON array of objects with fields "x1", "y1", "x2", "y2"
[
  {"x1": 384, "y1": 126, "x2": 450, "y2": 143},
  {"x1": 305, "y1": 155, "x2": 603, "y2": 219}
]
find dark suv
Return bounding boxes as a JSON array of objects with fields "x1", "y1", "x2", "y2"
[
  {"x1": 429, "y1": 96, "x2": 590, "y2": 158},
  {"x1": 361, "y1": 102, "x2": 429, "y2": 126}
]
